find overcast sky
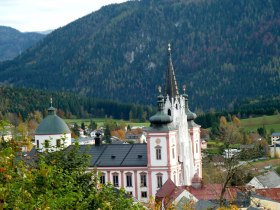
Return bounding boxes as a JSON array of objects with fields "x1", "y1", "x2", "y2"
[{"x1": 0, "y1": 0, "x2": 127, "y2": 32}]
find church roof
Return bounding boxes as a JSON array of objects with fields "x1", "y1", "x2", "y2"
[
  {"x1": 35, "y1": 106, "x2": 70, "y2": 135},
  {"x1": 164, "y1": 44, "x2": 179, "y2": 99},
  {"x1": 78, "y1": 144, "x2": 147, "y2": 167}
]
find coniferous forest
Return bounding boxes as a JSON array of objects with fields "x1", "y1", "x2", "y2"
[
  {"x1": 0, "y1": 86, "x2": 155, "y2": 121},
  {"x1": 0, "y1": 0, "x2": 279, "y2": 112}
]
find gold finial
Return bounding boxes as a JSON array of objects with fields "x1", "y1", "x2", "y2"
[
  {"x1": 168, "y1": 43, "x2": 171, "y2": 53},
  {"x1": 158, "y1": 86, "x2": 162, "y2": 93},
  {"x1": 183, "y1": 85, "x2": 186, "y2": 94},
  {"x1": 50, "y1": 97, "x2": 53, "y2": 107}
]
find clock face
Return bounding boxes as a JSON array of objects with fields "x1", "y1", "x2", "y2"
[{"x1": 155, "y1": 138, "x2": 161, "y2": 145}]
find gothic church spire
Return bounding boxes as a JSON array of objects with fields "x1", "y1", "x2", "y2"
[{"x1": 164, "y1": 44, "x2": 179, "y2": 98}]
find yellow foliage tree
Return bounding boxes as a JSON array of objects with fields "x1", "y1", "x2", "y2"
[
  {"x1": 220, "y1": 116, "x2": 227, "y2": 127},
  {"x1": 232, "y1": 115, "x2": 240, "y2": 127}
]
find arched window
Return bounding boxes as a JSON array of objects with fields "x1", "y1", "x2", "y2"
[
  {"x1": 44, "y1": 140, "x2": 50, "y2": 148},
  {"x1": 112, "y1": 172, "x2": 119, "y2": 187},
  {"x1": 56, "y1": 139, "x2": 61, "y2": 147},
  {"x1": 100, "y1": 173, "x2": 106, "y2": 184},
  {"x1": 36, "y1": 140, "x2": 39, "y2": 148},
  {"x1": 126, "y1": 172, "x2": 132, "y2": 187},
  {"x1": 155, "y1": 146, "x2": 162, "y2": 160},
  {"x1": 140, "y1": 172, "x2": 147, "y2": 187},
  {"x1": 168, "y1": 109, "x2": 171, "y2": 116},
  {"x1": 156, "y1": 173, "x2": 163, "y2": 188},
  {"x1": 172, "y1": 146, "x2": 175, "y2": 159}
]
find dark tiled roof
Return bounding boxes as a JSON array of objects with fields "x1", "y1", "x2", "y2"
[{"x1": 78, "y1": 144, "x2": 147, "y2": 167}]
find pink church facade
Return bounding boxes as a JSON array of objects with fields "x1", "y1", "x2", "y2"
[{"x1": 87, "y1": 45, "x2": 202, "y2": 202}]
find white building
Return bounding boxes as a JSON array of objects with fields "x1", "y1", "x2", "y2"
[
  {"x1": 35, "y1": 105, "x2": 71, "y2": 152},
  {"x1": 271, "y1": 132, "x2": 280, "y2": 145}
]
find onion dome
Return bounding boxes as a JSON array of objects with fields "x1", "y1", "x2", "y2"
[
  {"x1": 182, "y1": 85, "x2": 197, "y2": 121},
  {"x1": 35, "y1": 106, "x2": 70, "y2": 135},
  {"x1": 150, "y1": 86, "x2": 172, "y2": 125}
]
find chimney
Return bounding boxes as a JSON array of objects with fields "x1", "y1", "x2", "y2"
[{"x1": 95, "y1": 132, "x2": 102, "y2": 146}]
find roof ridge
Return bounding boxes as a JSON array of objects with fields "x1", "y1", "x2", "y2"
[{"x1": 120, "y1": 144, "x2": 134, "y2": 166}]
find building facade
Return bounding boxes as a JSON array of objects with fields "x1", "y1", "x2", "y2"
[{"x1": 35, "y1": 45, "x2": 202, "y2": 202}]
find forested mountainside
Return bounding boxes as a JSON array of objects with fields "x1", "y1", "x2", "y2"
[
  {"x1": 0, "y1": 26, "x2": 45, "y2": 61},
  {"x1": 0, "y1": 0, "x2": 279, "y2": 111},
  {"x1": 0, "y1": 86, "x2": 155, "y2": 121}
]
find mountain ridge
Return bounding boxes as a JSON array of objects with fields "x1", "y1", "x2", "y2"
[
  {"x1": 0, "y1": 0, "x2": 279, "y2": 111},
  {"x1": 0, "y1": 26, "x2": 45, "y2": 61}
]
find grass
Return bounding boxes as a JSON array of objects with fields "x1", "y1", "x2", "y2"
[
  {"x1": 64, "y1": 118, "x2": 150, "y2": 128},
  {"x1": 240, "y1": 114, "x2": 280, "y2": 132}
]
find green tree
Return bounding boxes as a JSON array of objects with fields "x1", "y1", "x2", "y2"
[
  {"x1": 0, "y1": 140, "x2": 144, "y2": 209},
  {"x1": 88, "y1": 120, "x2": 97, "y2": 130},
  {"x1": 257, "y1": 127, "x2": 267, "y2": 138},
  {"x1": 104, "y1": 124, "x2": 111, "y2": 144}
]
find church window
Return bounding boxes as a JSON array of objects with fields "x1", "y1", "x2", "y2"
[
  {"x1": 156, "y1": 146, "x2": 162, "y2": 160},
  {"x1": 113, "y1": 173, "x2": 119, "y2": 187},
  {"x1": 56, "y1": 139, "x2": 61, "y2": 147},
  {"x1": 168, "y1": 109, "x2": 171, "y2": 116},
  {"x1": 141, "y1": 191, "x2": 147, "y2": 198},
  {"x1": 140, "y1": 173, "x2": 147, "y2": 187},
  {"x1": 126, "y1": 173, "x2": 132, "y2": 187},
  {"x1": 36, "y1": 140, "x2": 39, "y2": 148},
  {"x1": 173, "y1": 173, "x2": 176, "y2": 185},
  {"x1": 176, "y1": 104, "x2": 178, "y2": 109},
  {"x1": 44, "y1": 140, "x2": 50, "y2": 148},
  {"x1": 157, "y1": 173, "x2": 163, "y2": 188},
  {"x1": 196, "y1": 142, "x2": 198, "y2": 153},
  {"x1": 100, "y1": 173, "x2": 106, "y2": 184},
  {"x1": 179, "y1": 173, "x2": 182, "y2": 184},
  {"x1": 172, "y1": 147, "x2": 175, "y2": 159}
]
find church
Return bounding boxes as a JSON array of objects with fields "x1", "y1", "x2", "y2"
[{"x1": 34, "y1": 45, "x2": 202, "y2": 202}]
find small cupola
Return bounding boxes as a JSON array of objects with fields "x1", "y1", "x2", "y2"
[
  {"x1": 149, "y1": 86, "x2": 172, "y2": 125},
  {"x1": 182, "y1": 85, "x2": 197, "y2": 121}
]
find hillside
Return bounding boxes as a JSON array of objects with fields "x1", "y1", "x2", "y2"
[
  {"x1": 0, "y1": 26, "x2": 45, "y2": 61},
  {"x1": 0, "y1": 0, "x2": 279, "y2": 110},
  {"x1": 0, "y1": 86, "x2": 155, "y2": 121}
]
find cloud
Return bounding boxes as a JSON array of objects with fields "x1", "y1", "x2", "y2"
[{"x1": 0, "y1": 0, "x2": 127, "y2": 32}]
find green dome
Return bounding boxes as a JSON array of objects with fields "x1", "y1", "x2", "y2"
[
  {"x1": 149, "y1": 92, "x2": 172, "y2": 125},
  {"x1": 35, "y1": 107, "x2": 70, "y2": 135},
  {"x1": 150, "y1": 112, "x2": 172, "y2": 124}
]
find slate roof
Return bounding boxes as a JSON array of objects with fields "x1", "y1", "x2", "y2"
[
  {"x1": 78, "y1": 144, "x2": 147, "y2": 167},
  {"x1": 272, "y1": 132, "x2": 280, "y2": 136},
  {"x1": 253, "y1": 171, "x2": 280, "y2": 188}
]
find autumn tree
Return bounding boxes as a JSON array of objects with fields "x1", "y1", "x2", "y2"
[{"x1": 0, "y1": 140, "x2": 144, "y2": 209}]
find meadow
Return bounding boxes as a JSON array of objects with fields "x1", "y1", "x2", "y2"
[{"x1": 239, "y1": 114, "x2": 280, "y2": 132}]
